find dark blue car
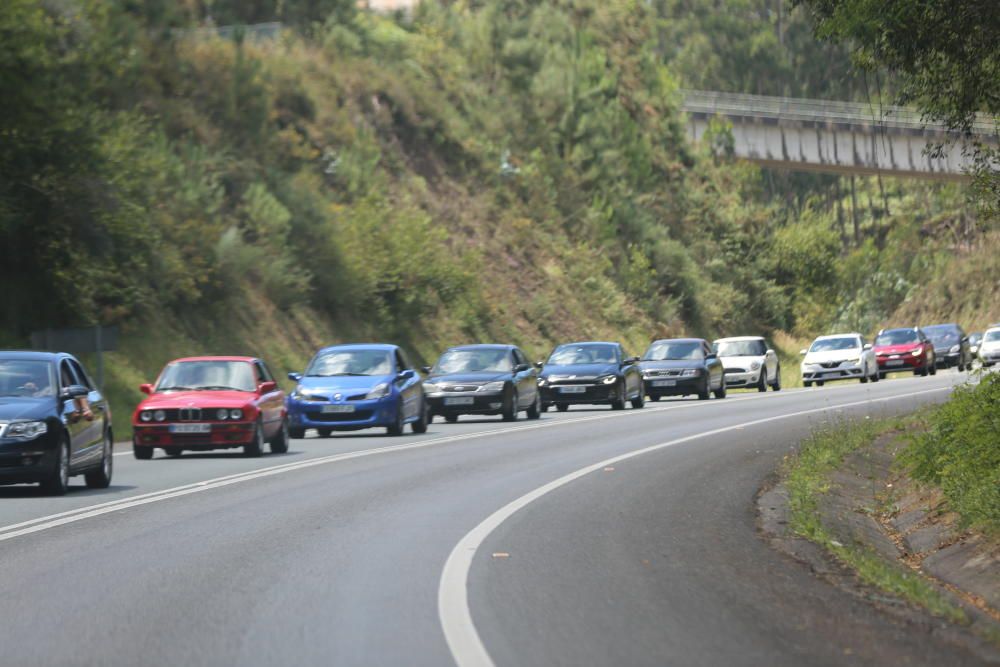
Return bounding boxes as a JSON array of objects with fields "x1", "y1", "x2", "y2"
[{"x1": 286, "y1": 344, "x2": 427, "y2": 437}]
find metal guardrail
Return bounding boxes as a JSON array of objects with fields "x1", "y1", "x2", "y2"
[{"x1": 681, "y1": 89, "x2": 998, "y2": 136}]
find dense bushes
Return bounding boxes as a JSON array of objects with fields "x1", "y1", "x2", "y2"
[{"x1": 902, "y1": 374, "x2": 1000, "y2": 535}]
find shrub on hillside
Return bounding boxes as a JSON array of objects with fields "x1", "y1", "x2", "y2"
[{"x1": 902, "y1": 373, "x2": 1000, "y2": 535}]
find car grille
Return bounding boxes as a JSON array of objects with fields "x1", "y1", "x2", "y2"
[
  {"x1": 643, "y1": 370, "x2": 683, "y2": 378},
  {"x1": 725, "y1": 367, "x2": 747, "y2": 374},
  {"x1": 819, "y1": 361, "x2": 843, "y2": 369},
  {"x1": 156, "y1": 408, "x2": 233, "y2": 422},
  {"x1": 442, "y1": 385, "x2": 482, "y2": 392},
  {"x1": 308, "y1": 410, "x2": 374, "y2": 422}
]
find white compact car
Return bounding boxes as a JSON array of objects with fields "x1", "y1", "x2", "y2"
[
  {"x1": 801, "y1": 333, "x2": 878, "y2": 386},
  {"x1": 712, "y1": 336, "x2": 780, "y2": 391},
  {"x1": 979, "y1": 327, "x2": 1000, "y2": 367}
]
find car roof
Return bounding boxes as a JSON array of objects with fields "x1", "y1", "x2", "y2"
[
  {"x1": 921, "y1": 323, "x2": 960, "y2": 329},
  {"x1": 555, "y1": 341, "x2": 620, "y2": 347},
  {"x1": 814, "y1": 333, "x2": 862, "y2": 340},
  {"x1": 649, "y1": 338, "x2": 705, "y2": 344},
  {"x1": 713, "y1": 336, "x2": 765, "y2": 343},
  {"x1": 317, "y1": 343, "x2": 398, "y2": 353},
  {"x1": 0, "y1": 350, "x2": 69, "y2": 362},
  {"x1": 171, "y1": 356, "x2": 258, "y2": 363},
  {"x1": 446, "y1": 344, "x2": 515, "y2": 351}
]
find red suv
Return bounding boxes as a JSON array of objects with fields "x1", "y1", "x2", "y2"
[
  {"x1": 873, "y1": 328, "x2": 936, "y2": 379},
  {"x1": 132, "y1": 356, "x2": 288, "y2": 459}
]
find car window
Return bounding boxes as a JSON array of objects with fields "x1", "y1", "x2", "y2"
[
  {"x1": 59, "y1": 360, "x2": 80, "y2": 390},
  {"x1": 306, "y1": 350, "x2": 395, "y2": 377},
  {"x1": 157, "y1": 360, "x2": 257, "y2": 391},
  {"x1": 513, "y1": 349, "x2": 527, "y2": 366},
  {"x1": 395, "y1": 350, "x2": 408, "y2": 372},
  {"x1": 809, "y1": 337, "x2": 860, "y2": 352},
  {"x1": 0, "y1": 359, "x2": 55, "y2": 397},
  {"x1": 68, "y1": 359, "x2": 93, "y2": 390},
  {"x1": 643, "y1": 341, "x2": 704, "y2": 361},
  {"x1": 984, "y1": 330, "x2": 1000, "y2": 343},
  {"x1": 256, "y1": 361, "x2": 274, "y2": 383},
  {"x1": 875, "y1": 329, "x2": 920, "y2": 346},
  {"x1": 922, "y1": 325, "x2": 961, "y2": 345},
  {"x1": 547, "y1": 343, "x2": 619, "y2": 365},
  {"x1": 714, "y1": 340, "x2": 767, "y2": 357},
  {"x1": 434, "y1": 348, "x2": 513, "y2": 373}
]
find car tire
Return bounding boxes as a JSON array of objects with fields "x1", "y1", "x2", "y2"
[
  {"x1": 526, "y1": 393, "x2": 541, "y2": 420},
  {"x1": 698, "y1": 379, "x2": 710, "y2": 401},
  {"x1": 803, "y1": 380, "x2": 812, "y2": 388},
  {"x1": 317, "y1": 427, "x2": 333, "y2": 438},
  {"x1": 85, "y1": 432, "x2": 114, "y2": 489},
  {"x1": 713, "y1": 379, "x2": 727, "y2": 399},
  {"x1": 411, "y1": 400, "x2": 429, "y2": 434},
  {"x1": 756, "y1": 370, "x2": 767, "y2": 392},
  {"x1": 244, "y1": 421, "x2": 265, "y2": 457},
  {"x1": 387, "y1": 406, "x2": 405, "y2": 436},
  {"x1": 270, "y1": 419, "x2": 290, "y2": 454},
  {"x1": 134, "y1": 443, "x2": 153, "y2": 460},
  {"x1": 860, "y1": 372, "x2": 868, "y2": 384},
  {"x1": 817, "y1": 380, "x2": 825, "y2": 387},
  {"x1": 611, "y1": 380, "x2": 627, "y2": 410},
  {"x1": 771, "y1": 367, "x2": 782, "y2": 391},
  {"x1": 502, "y1": 388, "x2": 519, "y2": 422},
  {"x1": 556, "y1": 404, "x2": 569, "y2": 412},
  {"x1": 444, "y1": 414, "x2": 459, "y2": 423},
  {"x1": 289, "y1": 426, "x2": 305, "y2": 439},
  {"x1": 630, "y1": 384, "x2": 645, "y2": 409},
  {"x1": 929, "y1": 362, "x2": 937, "y2": 376},
  {"x1": 878, "y1": 371, "x2": 886, "y2": 380},
  {"x1": 649, "y1": 395, "x2": 660, "y2": 402},
  {"x1": 165, "y1": 449, "x2": 183, "y2": 458},
  {"x1": 41, "y1": 436, "x2": 70, "y2": 496}
]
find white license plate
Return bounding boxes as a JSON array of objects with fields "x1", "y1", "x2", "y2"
[
  {"x1": 652, "y1": 379, "x2": 676, "y2": 387},
  {"x1": 322, "y1": 404, "x2": 356, "y2": 414},
  {"x1": 559, "y1": 385, "x2": 586, "y2": 393},
  {"x1": 169, "y1": 423, "x2": 211, "y2": 434},
  {"x1": 886, "y1": 360, "x2": 904, "y2": 367},
  {"x1": 444, "y1": 397, "x2": 474, "y2": 406},
  {"x1": 889, "y1": 354, "x2": 901, "y2": 359}
]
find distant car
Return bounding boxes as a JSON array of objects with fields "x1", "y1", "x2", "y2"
[
  {"x1": 968, "y1": 332, "x2": 983, "y2": 358},
  {"x1": 133, "y1": 356, "x2": 288, "y2": 459},
  {"x1": 712, "y1": 336, "x2": 780, "y2": 391},
  {"x1": 922, "y1": 323, "x2": 972, "y2": 371},
  {"x1": 423, "y1": 344, "x2": 541, "y2": 423},
  {"x1": 978, "y1": 327, "x2": 1000, "y2": 367},
  {"x1": 800, "y1": 333, "x2": 878, "y2": 387},
  {"x1": 873, "y1": 328, "x2": 936, "y2": 378},
  {"x1": 286, "y1": 344, "x2": 426, "y2": 437},
  {"x1": 538, "y1": 341, "x2": 644, "y2": 411},
  {"x1": 640, "y1": 338, "x2": 726, "y2": 400},
  {"x1": 0, "y1": 351, "x2": 113, "y2": 494}
]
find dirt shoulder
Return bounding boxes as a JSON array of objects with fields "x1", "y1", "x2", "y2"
[{"x1": 759, "y1": 428, "x2": 1000, "y2": 662}]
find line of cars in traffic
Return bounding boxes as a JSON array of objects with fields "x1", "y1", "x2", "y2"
[{"x1": 0, "y1": 321, "x2": 995, "y2": 494}]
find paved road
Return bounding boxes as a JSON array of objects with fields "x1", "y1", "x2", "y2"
[{"x1": 0, "y1": 372, "x2": 985, "y2": 666}]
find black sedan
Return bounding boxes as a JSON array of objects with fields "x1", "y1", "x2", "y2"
[
  {"x1": 539, "y1": 341, "x2": 644, "y2": 411},
  {"x1": 922, "y1": 323, "x2": 972, "y2": 371},
  {"x1": 0, "y1": 351, "x2": 113, "y2": 494},
  {"x1": 640, "y1": 338, "x2": 726, "y2": 401},
  {"x1": 423, "y1": 345, "x2": 541, "y2": 422}
]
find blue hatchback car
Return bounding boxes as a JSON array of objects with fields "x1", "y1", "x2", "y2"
[{"x1": 286, "y1": 344, "x2": 427, "y2": 437}]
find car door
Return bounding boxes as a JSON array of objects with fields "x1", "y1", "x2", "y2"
[
  {"x1": 512, "y1": 348, "x2": 536, "y2": 408},
  {"x1": 254, "y1": 360, "x2": 283, "y2": 438},
  {"x1": 764, "y1": 342, "x2": 778, "y2": 383},
  {"x1": 57, "y1": 359, "x2": 92, "y2": 469},
  {"x1": 618, "y1": 345, "x2": 635, "y2": 397},
  {"x1": 395, "y1": 349, "x2": 420, "y2": 419},
  {"x1": 704, "y1": 341, "x2": 722, "y2": 389},
  {"x1": 68, "y1": 358, "x2": 106, "y2": 466}
]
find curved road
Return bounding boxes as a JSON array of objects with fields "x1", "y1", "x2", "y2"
[{"x1": 0, "y1": 373, "x2": 986, "y2": 666}]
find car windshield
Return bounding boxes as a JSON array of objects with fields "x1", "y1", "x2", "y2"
[
  {"x1": 306, "y1": 350, "x2": 394, "y2": 377},
  {"x1": 434, "y1": 349, "x2": 512, "y2": 374},
  {"x1": 985, "y1": 331, "x2": 1000, "y2": 343},
  {"x1": 714, "y1": 340, "x2": 766, "y2": 357},
  {"x1": 809, "y1": 337, "x2": 860, "y2": 352},
  {"x1": 0, "y1": 359, "x2": 54, "y2": 397},
  {"x1": 548, "y1": 344, "x2": 618, "y2": 365},
  {"x1": 156, "y1": 361, "x2": 256, "y2": 391},
  {"x1": 969, "y1": 333, "x2": 982, "y2": 344},
  {"x1": 644, "y1": 341, "x2": 704, "y2": 361},
  {"x1": 922, "y1": 325, "x2": 960, "y2": 345},
  {"x1": 875, "y1": 330, "x2": 920, "y2": 346}
]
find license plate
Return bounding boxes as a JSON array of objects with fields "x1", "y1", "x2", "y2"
[
  {"x1": 444, "y1": 397, "x2": 474, "y2": 406},
  {"x1": 886, "y1": 360, "x2": 904, "y2": 366},
  {"x1": 652, "y1": 380, "x2": 676, "y2": 387},
  {"x1": 169, "y1": 423, "x2": 210, "y2": 434},
  {"x1": 889, "y1": 354, "x2": 901, "y2": 359},
  {"x1": 559, "y1": 385, "x2": 586, "y2": 393},
  {"x1": 322, "y1": 404, "x2": 356, "y2": 414}
]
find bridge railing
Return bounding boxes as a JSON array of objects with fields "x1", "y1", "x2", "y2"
[{"x1": 681, "y1": 89, "x2": 997, "y2": 136}]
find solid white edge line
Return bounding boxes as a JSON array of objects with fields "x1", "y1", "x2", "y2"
[
  {"x1": 437, "y1": 385, "x2": 953, "y2": 667},
  {"x1": 0, "y1": 388, "x2": 797, "y2": 541}
]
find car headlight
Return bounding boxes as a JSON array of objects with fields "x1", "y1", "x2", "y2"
[
  {"x1": 365, "y1": 382, "x2": 391, "y2": 399},
  {"x1": 949, "y1": 344, "x2": 960, "y2": 353},
  {"x1": 229, "y1": 409, "x2": 243, "y2": 420},
  {"x1": 154, "y1": 410, "x2": 166, "y2": 422},
  {"x1": 599, "y1": 375, "x2": 618, "y2": 385},
  {"x1": 216, "y1": 408, "x2": 229, "y2": 420},
  {"x1": 5, "y1": 420, "x2": 48, "y2": 440},
  {"x1": 538, "y1": 377, "x2": 549, "y2": 387},
  {"x1": 423, "y1": 382, "x2": 440, "y2": 393},
  {"x1": 750, "y1": 361, "x2": 761, "y2": 371},
  {"x1": 140, "y1": 410, "x2": 153, "y2": 422},
  {"x1": 912, "y1": 347, "x2": 923, "y2": 356},
  {"x1": 681, "y1": 369, "x2": 700, "y2": 377},
  {"x1": 479, "y1": 381, "x2": 506, "y2": 392},
  {"x1": 290, "y1": 389, "x2": 302, "y2": 400}
]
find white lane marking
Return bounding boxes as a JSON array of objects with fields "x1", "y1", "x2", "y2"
[
  {"x1": 437, "y1": 385, "x2": 953, "y2": 667},
  {"x1": 0, "y1": 388, "x2": 803, "y2": 542}
]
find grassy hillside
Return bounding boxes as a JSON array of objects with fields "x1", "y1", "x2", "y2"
[{"x1": 1, "y1": 1, "x2": 994, "y2": 438}]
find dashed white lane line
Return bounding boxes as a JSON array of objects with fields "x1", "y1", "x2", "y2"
[{"x1": 437, "y1": 385, "x2": 953, "y2": 667}]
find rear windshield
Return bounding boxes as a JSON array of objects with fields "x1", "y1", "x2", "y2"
[
  {"x1": 875, "y1": 330, "x2": 920, "y2": 346},
  {"x1": 714, "y1": 340, "x2": 766, "y2": 357}
]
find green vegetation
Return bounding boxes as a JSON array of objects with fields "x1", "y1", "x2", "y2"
[
  {"x1": 783, "y1": 418, "x2": 968, "y2": 624},
  {"x1": 901, "y1": 373, "x2": 1000, "y2": 536},
  {"x1": 0, "y1": 0, "x2": 996, "y2": 437}
]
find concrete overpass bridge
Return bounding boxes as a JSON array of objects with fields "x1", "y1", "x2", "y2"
[{"x1": 681, "y1": 90, "x2": 998, "y2": 180}]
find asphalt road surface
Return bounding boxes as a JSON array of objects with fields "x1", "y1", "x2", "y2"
[{"x1": 0, "y1": 372, "x2": 987, "y2": 666}]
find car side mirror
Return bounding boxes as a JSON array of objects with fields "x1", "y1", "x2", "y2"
[
  {"x1": 421, "y1": 365, "x2": 432, "y2": 374},
  {"x1": 139, "y1": 383, "x2": 153, "y2": 395},
  {"x1": 706, "y1": 353, "x2": 717, "y2": 360},
  {"x1": 766, "y1": 349, "x2": 775, "y2": 356},
  {"x1": 799, "y1": 349, "x2": 808, "y2": 355},
  {"x1": 398, "y1": 369, "x2": 415, "y2": 381},
  {"x1": 61, "y1": 384, "x2": 89, "y2": 399},
  {"x1": 258, "y1": 381, "x2": 277, "y2": 394},
  {"x1": 514, "y1": 363, "x2": 530, "y2": 372},
  {"x1": 287, "y1": 372, "x2": 302, "y2": 382},
  {"x1": 534, "y1": 361, "x2": 544, "y2": 369},
  {"x1": 863, "y1": 343, "x2": 872, "y2": 351}
]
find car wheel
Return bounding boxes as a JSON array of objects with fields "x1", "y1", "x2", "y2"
[
  {"x1": 611, "y1": 380, "x2": 627, "y2": 410},
  {"x1": 387, "y1": 406, "x2": 405, "y2": 436},
  {"x1": 630, "y1": 383, "x2": 645, "y2": 409},
  {"x1": 803, "y1": 380, "x2": 812, "y2": 388},
  {"x1": 526, "y1": 393, "x2": 541, "y2": 420},
  {"x1": 697, "y1": 378, "x2": 710, "y2": 400},
  {"x1": 929, "y1": 362, "x2": 937, "y2": 376},
  {"x1": 756, "y1": 370, "x2": 767, "y2": 392},
  {"x1": 317, "y1": 427, "x2": 333, "y2": 438},
  {"x1": 270, "y1": 419, "x2": 290, "y2": 454},
  {"x1": 411, "y1": 399, "x2": 429, "y2": 434},
  {"x1": 444, "y1": 414, "x2": 459, "y2": 423},
  {"x1": 860, "y1": 371, "x2": 868, "y2": 384},
  {"x1": 165, "y1": 449, "x2": 183, "y2": 458},
  {"x1": 41, "y1": 436, "x2": 70, "y2": 496},
  {"x1": 556, "y1": 404, "x2": 569, "y2": 412},
  {"x1": 85, "y1": 432, "x2": 114, "y2": 489},
  {"x1": 133, "y1": 442, "x2": 153, "y2": 460},
  {"x1": 771, "y1": 367, "x2": 782, "y2": 391},
  {"x1": 817, "y1": 380, "x2": 825, "y2": 387},
  {"x1": 502, "y1": 388, "x2": 519, "y2": 422},
  {"x1": 713, "y1": 379, "x2": 727, "y2": 399},
  {"x1": 244, "y1": 421, "x2": 265, "y2": 457},
  {"x1": 289, "y1": 426, "x2": 305, "y2": 439}
]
